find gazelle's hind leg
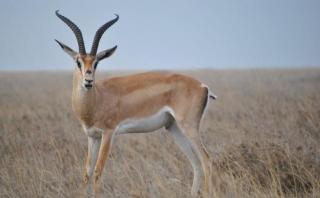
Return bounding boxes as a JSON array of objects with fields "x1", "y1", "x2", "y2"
[
  {"x1": 167, "y1": 121, "x2": 204, "y2": 197},
  {"x1": 175, "y1": 83, "x2": 213, "y2": 196},
  {"x1": 184, "y1": 125, "x2": 211, "y2": 197}
]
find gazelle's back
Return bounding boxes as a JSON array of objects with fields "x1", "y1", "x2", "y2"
[{"x1": 98, "y1": 72, "x2": 207, "y2": 125}]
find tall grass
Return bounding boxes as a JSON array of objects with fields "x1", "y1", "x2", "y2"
[{"x1": 0, "y1": 69, "x2": 319, "y2": 197}]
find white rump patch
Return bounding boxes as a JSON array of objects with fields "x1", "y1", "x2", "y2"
[
  {"x1": 201, "y1": 83, "x2": 217, "y2": 100},
  {"x1": 199, "y1": 83, "x2": 217, "y2": 126}
]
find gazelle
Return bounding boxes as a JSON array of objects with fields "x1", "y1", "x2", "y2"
[{"x1": 55, "y1": 10, "x2": 217, "y2": 196}]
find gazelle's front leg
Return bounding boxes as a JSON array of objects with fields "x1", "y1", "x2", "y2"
[
  {"x1": 83, "y1": 146, "x2": 90, "y2": 184},
  {"x1": 83, "y1": 136, "x2": 101, "y2": 184},
  {"x1": 91, "y1": 107, "x2": 175, "y2": 193},
  {"x1": 93, "y1": 129, "x2": 113, "y2": 192},
  {"x1": 83, "y1": 127, "x2": 103, "y2": 185}
]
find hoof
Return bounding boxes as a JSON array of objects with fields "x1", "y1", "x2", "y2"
[
  {"x1": 94, "y1": 170, "x2": 101, "y2": 183},
  {"x1": 83, "y1": 173, "x2": 89, "y2": 184}
]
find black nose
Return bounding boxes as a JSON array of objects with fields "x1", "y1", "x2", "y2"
[
  {"x1": 86, "y1": 70, "x2": 92, "y2": 74},
  {"x1": 85, "y1": 79, "x2": 93, "y2": 83}
]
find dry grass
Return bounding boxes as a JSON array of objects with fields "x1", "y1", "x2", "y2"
[{"x1": 0, "y1": 69, "x2": 319, "y2": 197}]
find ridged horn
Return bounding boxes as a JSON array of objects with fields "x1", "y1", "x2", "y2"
[
  {"x1": 90, "y1": 14, "x2": 119, "y2": 56},
  {"x1": 55, "y1": 10, "x2": 86, "y2": 55}
]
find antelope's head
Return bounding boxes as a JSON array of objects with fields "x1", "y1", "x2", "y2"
[{"x1": 55, "y1": 10, "x2": 118, "y2": 90}]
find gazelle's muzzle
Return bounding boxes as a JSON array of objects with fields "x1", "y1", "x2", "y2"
[
  {"x1": 83, "y1": 73, "x2": 94, "y2": 89},
  {"x1": 84, "y1": 79, "x2": 93, "y2": 88}
]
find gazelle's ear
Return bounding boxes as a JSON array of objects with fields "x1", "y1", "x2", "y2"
[
  {"x1": 96, "y1": 46, "x2": 117, "y2": 62},
  {"x1": 55, "y1": 39, "x2": 78, "y2": 59}
]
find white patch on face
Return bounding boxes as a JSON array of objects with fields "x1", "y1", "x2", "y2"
[
  {"x1": 81, "y1": 60, "x2": 96, "y2": 90},
  {"x1": 82, "y1": 75, "x2": 95, "y2": 90}
]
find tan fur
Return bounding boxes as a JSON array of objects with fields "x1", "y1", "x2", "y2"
[
  {"x1": 70, "y1": 55, "x2": 213, "y2": 196},
  {"x1": 55, "y1": 12, "x2": 214, "y2": 196}
]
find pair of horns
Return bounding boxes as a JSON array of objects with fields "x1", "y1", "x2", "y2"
[{"x1": 55, "y1": 10, "x2": 119, "y2": 55}]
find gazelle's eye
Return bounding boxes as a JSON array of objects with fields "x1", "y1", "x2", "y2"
[
  {"x1": 76, "y1": 60, "x2": 81, "y2": 69},
  {"x1": 94, "y1": 62, "x2": 98, "y2": 69}
]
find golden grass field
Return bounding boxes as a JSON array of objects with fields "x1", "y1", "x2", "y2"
[{"x1": 0, "y1": 69, "x2": 319, "y2": 198}]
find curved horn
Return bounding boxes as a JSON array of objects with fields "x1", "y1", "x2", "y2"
[
  {"x1": 55, "y1": 10, "x2": 86, "y2": 55},
  {"x1": 90, "y1": 14, "x2": 119, "y2": 56}
]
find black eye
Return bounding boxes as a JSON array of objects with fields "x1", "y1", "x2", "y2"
[
  {"x1": 94, "y1": 62, "x2": 98, "y2": 69},
  {"x1": 76, "y1": 60, "x2": 81, "y2": 68}
]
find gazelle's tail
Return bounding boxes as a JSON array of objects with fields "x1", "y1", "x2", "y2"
[
  {"x1": 209, "y1": 91, "x2": 217, "y2": 100},
  {"x1": 201, "y1": 83, "x2": 217, "y2": 100}
]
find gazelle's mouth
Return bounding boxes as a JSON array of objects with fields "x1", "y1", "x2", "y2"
[
  {"x1": 83, "y1": 79, "x2": 94, "y2": 89},
  {"x1": 84, "y1": 84, "x2": 93, "y2": 89}
]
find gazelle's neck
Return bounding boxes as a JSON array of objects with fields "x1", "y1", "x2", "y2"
[{"x1": 72, "y1": 69, "x2": 97, "y2": 126}]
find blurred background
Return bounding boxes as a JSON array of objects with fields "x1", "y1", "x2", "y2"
[{"x1": 0, "y1": 0, "x2": 320, "y2": 70}]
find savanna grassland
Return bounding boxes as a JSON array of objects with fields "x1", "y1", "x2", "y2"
[{"x1": 0, "y1": 69, "x2": 319, "y2": 198}]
